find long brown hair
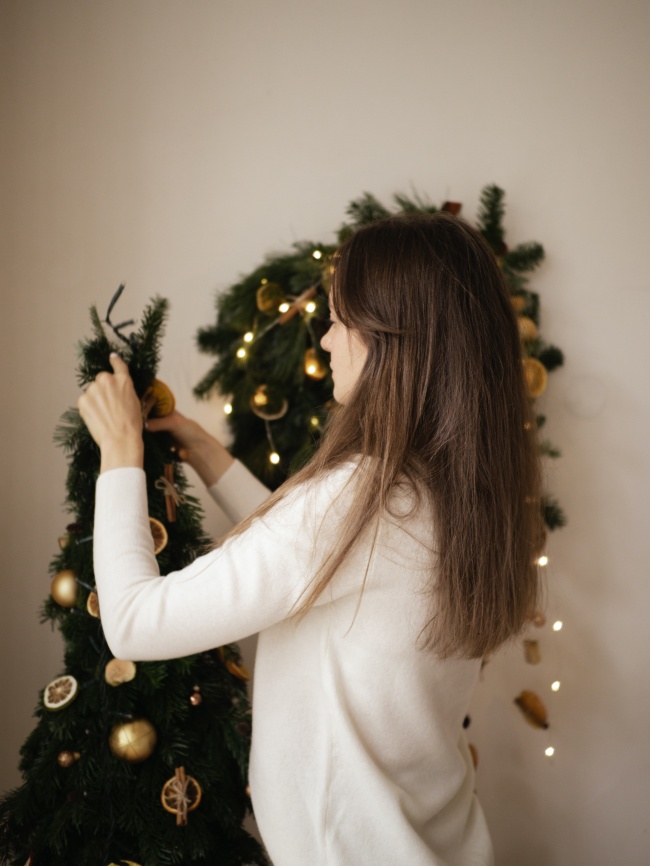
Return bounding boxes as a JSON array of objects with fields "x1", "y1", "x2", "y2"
[{"x1": 222, "y1": 212, "x2": 542, "y2": 659}]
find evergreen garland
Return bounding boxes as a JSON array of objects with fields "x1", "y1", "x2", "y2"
[
  {"x1": 195, "y1": 184, "x2": 566, "y2": 530},
  {"x1": 0, "y1": 292, "x2": 267, "y2": 866}
]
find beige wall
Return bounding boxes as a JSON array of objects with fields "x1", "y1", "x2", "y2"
[{"x1": 2, "y1": 1, "x2": 649, "y2": 863}]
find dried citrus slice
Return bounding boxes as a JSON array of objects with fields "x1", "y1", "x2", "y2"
[
  {"x1": 43, "y1": 674, "x2": 78, "y2": 711},
  {"x1": 149, "y1": 517, "x2": 168, "y2": 555},
  {"x1": 142, "y1": 379, "x2": 175, "y2": 418},
  {"x1": 105, "y1": 658, "x2": 137, "y2": 686},
  {"x1": 161, "y1": 770, "x2": 202, "y2": 816},
  {"x1": 226, "y1": 659, "x2": 251, "y2": 682},
  {"x1": 86, "y1": 591, "x2": 100, "y2": 618},
  {"x1": 517, "y1": 316, "x2": 538, "y2": 342}
]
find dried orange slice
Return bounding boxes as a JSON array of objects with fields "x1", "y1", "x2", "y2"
[
  {"x1": 105, "y1": 658, "x2": 137, "y2": 686},
  {"x1": 149, "y1": 517, "x2": 168, "y2": 555},
  {"x1": 86, "y1": 591, "x2": 100, "y2": 618},
  {"x1": 161, "y1": 770, "x2": 202, "y2": 817},
  {"x1": 43, "y1": 675, "x2": 78, "y2": 711},
  {"x1": 517, "y1": 316, "x2": 538, "y2": 342},
  {"x1": 142, "y1": 379, "x2": 175, "y2": 418},
  {"x1": 226, "y1": 659, "x2": 251, "y2": 682}
]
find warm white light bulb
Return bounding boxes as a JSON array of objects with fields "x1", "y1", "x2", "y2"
[
  {"x1": 553, "y1": 620, "x2": 563, "y2": 632},
  {"x1": 312, "y1": 249, "x2": 323, "y2": 260},
  {"x1": 236, "y1": 347, "x2": 247, "y2": 359},
  {"x1": 224, "y1": 402, "x2": 233, "y2": 415},
  {"x1": 545, "y1": 746, "x2": 555, "y2": 757},
  {"x1": 278, "y1": 302, "x2": 290, "y2": 314},
  {"x1": 243, "y1": 331, "x2": 254, "y2": 343},
  {"x1": 310, "y1": 416, "x2": 320, "y2": 427},
  {"x1": 538, "y1": 555, "x2": 549, "y2": 567},
  {"x1": 551, "y1": 681, "x2": 561, "y2": 692},
  {"x1": 269, "y1": 452, "x2": 280, "y2": 465},
  {"x1": 305, "y1": 301, "x2": 317, "y2": 313}
]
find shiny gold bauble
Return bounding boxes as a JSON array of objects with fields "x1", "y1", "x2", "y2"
[
  {"x1": 108, "y1": 718, "x2": 157, "y2": 762},
  {"x1": 50, "y1": 569, "x2": 78, "y2": 608},
  {"x1": 517, "y1": 316, "x2": 538, "y2": 342},
  {"x1": 149, "y1": 517, "x2": 168, "y2": 555},
  {"x1": 523, "y1": 357, "x2": 548, "y2": 398},
  {"x1": 57, "y1": 750, "x2": 80, "y2": 768},
  {"x1": 304, "y1": 348, "x2": 328, "y2": 381},
  {"x1": 189, "y1": 685, "x2": 203, "y2": 706},
  {"x1": 250, "y1": 385, "x2": 289, "y2": 420},
  {"x1": 256, "y1": 281, "x2": 284, "y2": 314},
  {"x1": 105, "y1": 658, "x2": 137, "y2": 686}
]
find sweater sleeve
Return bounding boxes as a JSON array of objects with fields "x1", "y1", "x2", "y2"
[
  {"x1": 93, "y1": 463, "x2": 359, "y2": 662},
  {"x1": 206, "y1": 459, "x2": 272, "y2": 524}
]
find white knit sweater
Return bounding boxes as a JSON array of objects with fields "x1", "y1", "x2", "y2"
[{"x1": 94, "y1": 459, "x2": 493, "y2": 866}]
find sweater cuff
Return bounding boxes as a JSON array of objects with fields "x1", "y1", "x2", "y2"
[{"x1": 208, "y1": 459, "x2": 271, "y2": 524}]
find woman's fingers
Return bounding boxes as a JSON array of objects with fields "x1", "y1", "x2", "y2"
[{"x1": 108, "y1": 352, "x2": 130, "y2": 376}]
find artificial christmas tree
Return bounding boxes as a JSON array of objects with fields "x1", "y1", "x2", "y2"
[
  {"x1": 0, "y1": 290, "x2": 267, "y2": 866},
  {"x1": 194, "y1": 184, "x2": 566, "y2": 530}
]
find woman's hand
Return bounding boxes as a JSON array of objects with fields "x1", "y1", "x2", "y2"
[
  {"x1": 146, "y1": 411, "x2": 234, "y2": 488},
  {"x1": 78, "y1": 353, "x2": 144, "y2": 473}
]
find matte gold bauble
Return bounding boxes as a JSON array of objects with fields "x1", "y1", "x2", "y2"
[
  {"x1": 517, "y1": 316, "x2": 538, "y2": 342},
  {"x1": 510, "y1": 294, "x2": 526, "y2": 312},
  {"x1": 304, "y1": 348, "x2": 328, "y2": 380},
  {"x1": 250, "y1": 385, "x2": 289, "y2": 420},
  {"x1": 50, "y1": 570, "x2": 78, "y2": 608},
  {"x1": 104, "y1": 658, "x2": 137, "y2": 686},
  {"x1": 109, "y1": 718, "x2": 157, "y2": 762},
  {"x1": 523, "y1": 358, "x2": 548, "y2": 398}
]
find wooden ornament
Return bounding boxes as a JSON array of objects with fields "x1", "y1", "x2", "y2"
[
  {"x1": 250, "y1": 385, "x2": 289, "y2": 421},
  {"x1": 524, "y1": 639, "x2": 542, "y2": 665}
]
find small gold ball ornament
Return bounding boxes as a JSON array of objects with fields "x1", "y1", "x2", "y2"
[
  {"x1": 510, "y1": 294, "x2": 526, "y2": 312},
  {"x1": 189, "y1": 685, "x2": 203, "y2": 706},
  {"x1": 256, "y1": 281, "x2": 285, "y2": 314},
  {"x1": 57, "y1": 750, "x2": 81, "y2": 768},
  {"x1": 304, "y1": 348, "x2": 328, "y2": 381},
  {"x1": 517, "y1": 316, "x2": 538, "y2": 342},
  {"x1": 109, "y1": 718, "x2": 157, "y2": 763},
  {"x1": 50, "y1": 570, "x2": 78, "y2": 608},
  {"x1": 523, "y1": 357, "x2": 548, "y2": 398}
]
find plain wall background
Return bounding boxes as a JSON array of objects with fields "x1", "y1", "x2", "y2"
[{"x1": 2, "y1": 2, "x2": 649, "y2": 864}]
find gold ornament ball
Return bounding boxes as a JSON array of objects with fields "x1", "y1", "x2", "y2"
[
  {"x1": 523, "y1": 357, "x2": 548, "y2": 398},
  {"x1": 109, "y1": 718, "x2": 157, "y2": 763},
  {"x1": 517, "y1": 316, "x2": 538, "y2": 342},
  {"x1": 256, "y1": 281, "x2": 285, "y2": 314},
  {"x1": 50, "y1": 569, "x2": 78, "y2": 607},
  {"x1": 304, "y1": 348, "x2": 328, "y2": 381},
  {"x1": 510, "y1": 294, "x2": 526, "y2": 312},
  {"x1": 57, "y1": 750, "x2": 80, "y2": 768},
  {"x1": 189, "y1": 686, "x2": 203, "y2": 706}
]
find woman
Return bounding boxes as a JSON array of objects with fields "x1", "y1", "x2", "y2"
[{"x1": 79, "y1": 212, "x2": 541, "y2": 866}]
